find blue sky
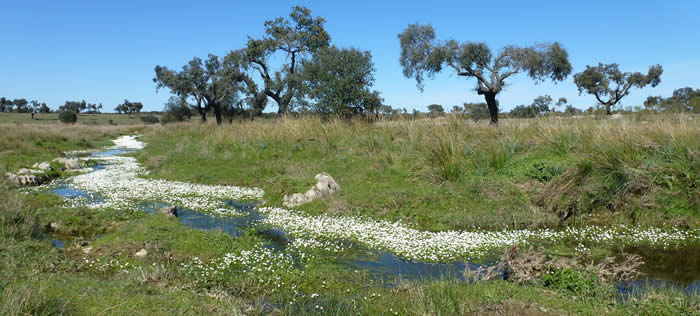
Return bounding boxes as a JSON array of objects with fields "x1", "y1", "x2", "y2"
[{"x1": 1, "y1": 0, "x2": 699, "y2": 112}]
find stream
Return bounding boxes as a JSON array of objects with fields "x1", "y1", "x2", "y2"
[{"x1": 44, "y1": 138, "x2": 700, "y2": 295}]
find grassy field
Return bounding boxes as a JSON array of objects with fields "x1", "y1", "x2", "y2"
[
  {"x1": 0, "y1": 123, "x2": 141, "y2": 174},
  {"x1": 139, "y1": 114, "x2": 699, "y2": 231},
  {"x1": 1, "y1": 114, "x2": 698, "y2": 314},
  {"x1": 0, "y1": 112, "x2": 158, "y2": 126}
]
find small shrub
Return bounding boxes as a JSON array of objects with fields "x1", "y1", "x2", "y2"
[
  {"x1": 57, "y1": 111, "x2": 77, "y2": 124},
  {"x1": 139, "y1": 115, "x2": 159, "y2": 124},
  {"x1": 161, "y1": 112, "x2": 185, "y2": 125},
  {"x1": 161, "y1": 97, "x2": 191, "y2": 124},
  {"x1": 526, "y1": 161, "x2": 564, "y2": 182},
  {"x1": 539, "y1": 268, "x2": 601, "y2": 297}
]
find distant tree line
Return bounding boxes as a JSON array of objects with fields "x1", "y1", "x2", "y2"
[
  {"x1": 382, "y1": 84, "x2": 696, "y2": 122},
  {"x1": 1, "y1": 97, "x2": 148, "y2": 122},
  {"x1": 58, "y1": 100, "x2": 104, "y2": 114},
  {"x1": 0, "y1": 97, "x2": 51, "y2": 119}
]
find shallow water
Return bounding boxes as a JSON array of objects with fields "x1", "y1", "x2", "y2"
[
  {"x1": 617, "y1": 245, "x2": 700, "y2": 294},
  {"x1": 46, "y1": 146, "x2": 700, "y2": 290},
  {"x1": 90, "y1": 148, "x2": 132, "y2": 157},
  {"x1": 53, "y1": 186, "x2": 96, "y2": 200},
  {"x1": 346, "y1": 252, "x2": 480, "y2": 283},
  {"x1": 52, "y1": 239, "x2": 65, "y2": 249}
]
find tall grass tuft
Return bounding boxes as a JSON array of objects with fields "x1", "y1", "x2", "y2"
[{"x1": 424, "y1": 136, "x2": 464, "y2": 182}]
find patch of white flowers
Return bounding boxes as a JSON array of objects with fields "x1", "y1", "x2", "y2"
[
  {"x1": 181, "y1": 247, "x2": 296, "y2": 290},
  {"x1": 60, "y1": 135, "x2": 263, "y2": 214},
  {"x1": 47, "y1": 135, "x2": 700, "y2": 264},
  {"x1": 257, "y1": 207, "x2": 700, "y2": 262},
  {"x1": 82, "y1": 256, "x2": 135, "y2": 274},
  {"x1": 111, "y1": 135, "x2": 145, "y2": 150}
]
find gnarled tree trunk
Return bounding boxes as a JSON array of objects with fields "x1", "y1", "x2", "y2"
[
  {"x1": 480, "y1": 91, "x2": 499, "y2": 125},
  {"x1": 213, "y1": 104, "x2": 223, "y2": 125}
]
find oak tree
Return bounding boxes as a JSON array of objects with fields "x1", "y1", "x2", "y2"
[
  {"x1": 154, "y1": 52, "x2": 261, "y2": 124},
  {"x1": 301, "y1": 46, "x2": 381, "y2": 116},
  {"x1": 398, "y1": 24, "x2": 572, "y2": 124},
  {"x1": 573, "y1": 63, "x2": 662, "y2": 115},
  {"x1": 115, "y1": 99, "x2": 143, "y2": 117},
  {"x1": 244, "y1": 6, "x2": 330, "y2": 114}
]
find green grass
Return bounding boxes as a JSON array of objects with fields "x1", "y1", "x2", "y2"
[
  {"x1": 2, "y1": 178, "x2": 698, "y2": 315},
  {"x1": 0, "y1": 122, "x2": 141, "y2": 174},
  {"x1": 1, "y1": 116, "x2": 698, "y2": 315},
  {"x1": 139, "y1": 115, "x2": 698, "y2": 230},
  {"x1": 0, "y1": 112, "x2": 158, "y2": 126}
]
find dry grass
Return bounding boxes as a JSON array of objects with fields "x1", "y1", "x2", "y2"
[
  {"x1": 471, "y1": 245, "x2": 644, "y2": 285},
  {"x1": 162, "y1": 114, "x2": 698, "y2": 158}
]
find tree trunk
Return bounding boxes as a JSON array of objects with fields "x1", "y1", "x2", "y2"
[
  {"x1": 213, "y1": 105, "x2": 223, "y2": 125},
  {"x1": 196, "y1": 100, "x2": 207, "y2": 122},
  {"x1": 482, "y1": 92, "x2": 499, "y2": 125},
  {"x1": 277, "y1": 97, "x2": 290, "y2": 114},
  {"x1": 605, "y1": 104, "x2": 612, "y2": 115}
]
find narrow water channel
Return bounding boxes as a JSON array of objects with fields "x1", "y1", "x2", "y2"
[{"x1": 45, "y1": 144, "x2": 700, "y2": 294}]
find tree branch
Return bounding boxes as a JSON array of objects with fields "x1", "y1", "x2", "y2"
[
  {"x1": 593, "y1": 92, "x2": 611, "y2": 106},
  {"x1": 450, "y1": 61, "x2": 491, "y2": 91},
  {"x1": 499, "y1": 69, "x2": 520, "y2": 82}
]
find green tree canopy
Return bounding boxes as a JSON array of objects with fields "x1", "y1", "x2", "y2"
[
  {"x1": 244, "y1": 6, "x2": 331, "y2": 114},
  {"x1": 573, "y1": 63, "x2": 662, "y2": 115},
  {"x1": 0, "y1": 97, "x2": 9, "y2": 112},
  {"x1": 427, "y1": 104, "x2": 444, "y2": 115},
  {"x1": 115, "y1": 99, "x2": 143, "y2": 117},
  {"x1": 564, "y1": 105, "x2": 583, "y2": 116},
  {"x1": 38, "y1": 102, "x2": 51, "y2": 113},
  {"x1": 510, "y1": 95, "x2": 554, "y2": 118},
  {"x1": 669, "y1": 87, "x2": 700, "y2": 112},
  {"x1": 463, "y1": 102, "x2": 490, "y2": 122},
  {"x1": 12, "y1": 98, "x2": 29, "y2": 113},
  {"x1": 555, "y1": 97, "x2": 568, "y2": 110},
  {"x1": 154, "y1": 52, "x2": 261, "y2": 124},
  {"x1": 301, "y1": 46, "x2": 381, "y2": 116},
  {"x1": 59, "y1": 100, "x2": 89, "y2": 114},
  {"x1": 398, "y1": 23, "x2": 571, "y2": 124},
  {"x1": 643, "y1": 87, "x2": 699, "y2": 113}
]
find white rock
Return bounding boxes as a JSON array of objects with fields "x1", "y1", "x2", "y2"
[
  {"x1": 54, "y1": 157, "x2": 82, "y2": 170},
  {"x1": 283, "y1": 172, "x2": 340, "y2": 208},
  {"x1": 157, "y1": 206, "x2": 178, "y2": 217},
  {"x1": 135, "y1": 249, "x2": 148, "y2": 258},
  {"x1": 82, "y1": 246, "x2": 93, "y2": 254},
  {"x1": 609, "y1": 113, "x2": 622, "y2": 120},
  {"x1": 18, "y1": 168, "x2": 42, "y2": 175},
  {"x1": 33, "y1": 161, "x2": 52, "y2": 170},
  {"x1": 6, "y1": 172, "x2": 42, "y2": 186}
]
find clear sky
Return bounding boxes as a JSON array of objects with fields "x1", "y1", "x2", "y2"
[{"x1": 2, "y1": 0, "x2": 699, "y2": 113}]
